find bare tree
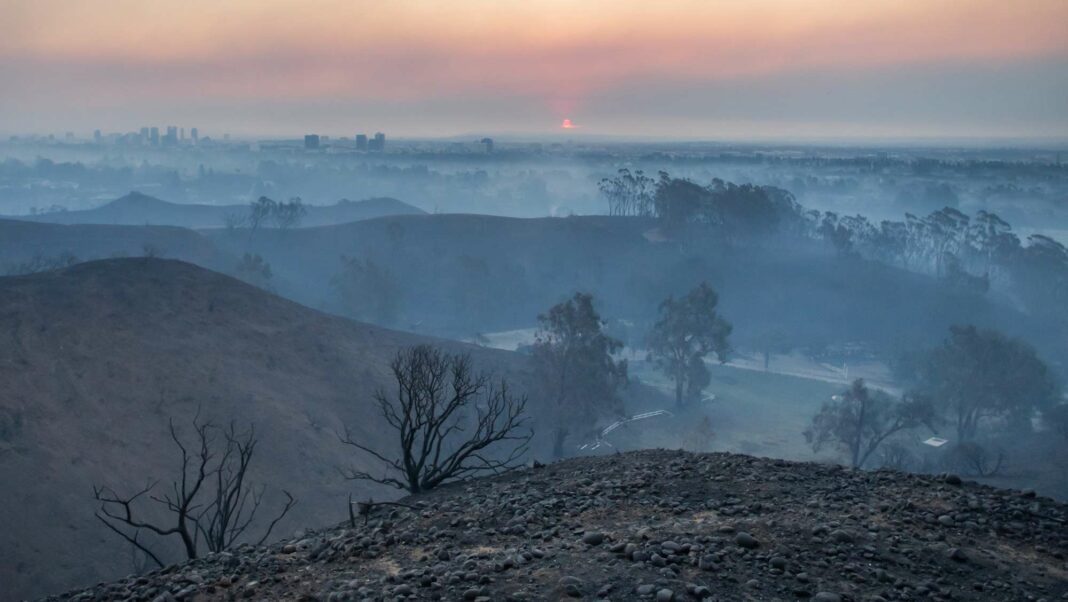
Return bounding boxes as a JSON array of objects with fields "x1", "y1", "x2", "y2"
[
  {"x1": 804, "y1": 379, "x2": 937, "y2": 469},
  {"x1": 273, "y1": 197, "x2": 307, "y2": 231},
  {"x1": 340, "y1": 345, "x2": 531, "y2": 494},
  {"x1": 93, "y1": 414, "x2": 295, "y2": 569},
  {"x1": 247, "y1": 196, "x2": 276, "y2": 240}
]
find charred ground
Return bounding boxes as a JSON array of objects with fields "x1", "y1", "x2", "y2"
[{"x1": 47, "y1": 450, "x2": 1068, "y2": 601}]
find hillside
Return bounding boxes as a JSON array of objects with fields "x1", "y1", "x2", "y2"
[
  {"x1": 0, "y1": 259, "x2": 526, "y2": 600},
  {"x1": 0, "y1": 218, "x2": 232, "y2": 275},
  {"x1": 207, "y1": 213, "x2": 1064, "y2": 367},
  {"x1": 4, "y1": 192, "x2": 425, "y2": 229},
  {"x1": 46, "y1": 450, "x2": 1068, "y2": 601}
]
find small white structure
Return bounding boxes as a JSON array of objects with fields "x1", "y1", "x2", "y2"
[{"x1": 922, "y1": 436, "x2": 949, "y2": 448}]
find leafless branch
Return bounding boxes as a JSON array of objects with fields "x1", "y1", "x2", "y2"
[
  {"x1": 341, "y1": 345, "x2": 532, "y2": 494},
  {"x1": 93, "y1": 413, "x2": 296, "y2": 565}
]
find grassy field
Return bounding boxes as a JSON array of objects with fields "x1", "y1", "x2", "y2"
[{"x1": 608, "y1": 360, "x2": 844, "y2": 463}]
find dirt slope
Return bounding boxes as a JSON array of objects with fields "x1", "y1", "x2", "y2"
[
  {"x1": 46, "y1": 450, "x2": 1068, "y2": 601},
  {"x1": 0, "y1": 259, "x2": 520, "y2": 600}
]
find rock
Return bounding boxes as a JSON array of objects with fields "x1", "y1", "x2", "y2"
[
  {"x1": 770, "y1": 556, "x2": 787, "y2": 570},
  {"x1": 830, "y1": 529, "x2": 854, "y2": 543},
  {"x1": 656, "y1": 588, "x2": 675, "y2": 601},
  {"x1": 582, "y1": 532, "x2": 605, "y2": 546},
  {"x1": 636, "y1": 584, "x2": 657, "y2": 595},
  {"x1": 559, "y1": 576, "x2": 584, "y2": 597},
  {"x1": 698, "y1": 554, "x2": 718, "y2": 571},
  {"x1": 690, "y1": 584, "x2": 711, "y2": 598},
  {"x1": 947, "y1": 547, "x2": 968, "y2": 562},
  {"x1": 945, "y1": 474, "x2": 962, "y2": 485},
  {"x1": 735, "y1": 532, "x2": 760, "y2": 549},
  {"x1": 813, "y1": 593, "x2": 842, "y2": 602}
]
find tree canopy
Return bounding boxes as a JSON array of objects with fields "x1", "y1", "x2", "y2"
[
  {"x1": 910, "y1": 325, "x2": 1060, "y2": 441},
  {"x1": 647, "y1": 282, "x2": 732, "y2": 407},
  {"x1": 805, "y1": 379, "x2": 937, "y2": 469},
  {"x1": 531, "y1": 292, "x2": 627, "y2": 457}
]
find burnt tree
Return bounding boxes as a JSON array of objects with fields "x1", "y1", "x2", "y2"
[
  {"x1": 340, "y1": 345, "x2": 531, "y2": 494},
  {"x1": 93, "y1": 415, "x2": 295, "y2": 568}
]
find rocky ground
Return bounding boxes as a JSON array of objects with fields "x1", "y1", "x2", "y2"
[{"x1": 45, "y1": 450, "x2": 1068, "y2": 601}]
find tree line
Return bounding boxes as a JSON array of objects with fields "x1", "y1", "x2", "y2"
[
  {"x1": 600, "y1": 169, "x2": 1068, "y2": 319},
  {"x1": 805, "y1": 324, "x2": 1065, "y2": 474}
]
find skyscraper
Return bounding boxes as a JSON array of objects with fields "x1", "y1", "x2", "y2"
[
  {"x1": 191, "y1": 127, "x2": 199, "y2": 144},
  {"x1": 304, "y1": 134, "x2": 320, "y2": 150},
  {"x1": 370, "y1": 132, "x2": 386, "y2": 151},
  {"x1": 150, "y1": 127, "x2": 160, "y2": 146},
  {"x1": 355, "y1": 134, "x2": 368, "y2": 150}
]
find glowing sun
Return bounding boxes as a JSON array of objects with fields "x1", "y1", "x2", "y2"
[{"x1": 561, "y1": 118, "x2": 576, "y2": 129}]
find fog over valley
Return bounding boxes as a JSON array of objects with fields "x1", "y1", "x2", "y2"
[{"x1": 2, "y1": 2, "x2": 1068, "y2": 601}]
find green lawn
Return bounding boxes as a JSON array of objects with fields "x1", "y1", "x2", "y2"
[{"x1": 613, "y1": 360, "x2": 844, "y2": 462}]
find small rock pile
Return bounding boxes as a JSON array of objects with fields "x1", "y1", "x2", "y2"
[{"x1": 46, "y1": 450, "x2": 1068, "y2": 601}]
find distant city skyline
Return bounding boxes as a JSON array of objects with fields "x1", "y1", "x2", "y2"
[{"x1": 2, "y1": 0, "x2": 1067, "y2": 141}]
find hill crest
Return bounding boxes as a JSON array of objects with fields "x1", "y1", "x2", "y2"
[{"x1": 44, "y1": 449, "x2": 1068, "y2": 601}]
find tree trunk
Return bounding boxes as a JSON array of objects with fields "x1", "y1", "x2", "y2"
[{"x1": 552, "y1": 428, "x2": 567, "y2": 459}]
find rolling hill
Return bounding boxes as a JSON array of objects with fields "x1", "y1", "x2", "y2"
[
  {"x1": 0, "y1": 258, "x2": 529, "y2": 600},
  {"x1": 4, "y1": 192, "x2": 425, "y2": 229},
  {"x1": 0, "y1": 218, "x2": 232, "y2": 275}
]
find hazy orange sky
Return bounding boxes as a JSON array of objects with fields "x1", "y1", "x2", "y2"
[{"x1": 1, "y1": 0, "x2": 1066, "y2": 140}]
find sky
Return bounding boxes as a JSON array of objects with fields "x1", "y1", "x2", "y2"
[{"x1": 1, "y1": 0, "x2": 1067, "y2": 141}]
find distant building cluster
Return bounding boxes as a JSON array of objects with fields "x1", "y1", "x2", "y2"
[
  {"x1": 126, "y1": 125, "x2": 206, "y2": 147},
  {"x1": 48, "y1": 125, "x2": 214, "y2": 148},
  {"x1": 304, "y1": 131, "x2": 386, "y2": 151},
  {"x1": 7, "y1": 128, "x2": 507, "y2": 158}
]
